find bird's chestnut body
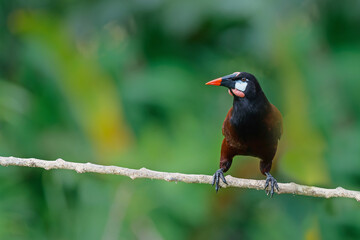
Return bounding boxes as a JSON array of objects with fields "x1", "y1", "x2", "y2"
[{"x1": 206, "y1": 72, "x2": 282, "y2": 196}]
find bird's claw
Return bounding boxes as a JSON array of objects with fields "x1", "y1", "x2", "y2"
[
  {"x1": 264, "y1": 172, "x2": 279, "y2": 198},
  {"x1": 212, "y1": 169, "x2": 228, "y2": 192}
]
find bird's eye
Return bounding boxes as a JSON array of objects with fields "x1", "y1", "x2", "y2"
[{"x1": 241, "y1": 78, "x2": 246, "y2": 82}]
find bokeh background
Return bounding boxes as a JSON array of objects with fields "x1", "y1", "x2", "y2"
[{"x1": 1, "y1": 0, "x2": 360, "y2": 239}]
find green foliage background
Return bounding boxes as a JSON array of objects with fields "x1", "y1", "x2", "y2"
[{"x1": 1, "y1": 0, "x2": 360, "y2": 239}]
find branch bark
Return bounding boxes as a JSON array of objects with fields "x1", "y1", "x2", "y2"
[{"x1": 0, "y1": 156, "x2": 359, "y2": 202}]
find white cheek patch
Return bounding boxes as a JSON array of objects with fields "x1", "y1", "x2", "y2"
[{"x1": 235, "y1": 81, "x2": 248, "y2": 92}]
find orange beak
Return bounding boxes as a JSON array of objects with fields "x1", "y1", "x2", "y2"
[{"x1": 205, "y1": 78, "x2": 222, "y2": 86}]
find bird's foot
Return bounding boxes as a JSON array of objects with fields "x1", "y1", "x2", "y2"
[
  {"x1": 212, "y1": 168, "x2": 228, "y2": 192},
  {"x1": 264, "y1": 172, "x2": 279, "y2": 198}
]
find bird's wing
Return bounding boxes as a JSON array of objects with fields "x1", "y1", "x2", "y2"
[
  {"x1": 268, "y1": 104, "x2": 283, "y2": 141},
  {"x1": 222, "y1": 108, "x2": 233, "y2": 137}
]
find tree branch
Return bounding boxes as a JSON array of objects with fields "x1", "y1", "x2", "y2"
[{"x1": 0, "y1": 156, "x2": 359, "y2": 202}]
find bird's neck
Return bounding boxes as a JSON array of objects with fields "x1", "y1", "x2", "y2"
[{"x1": 231, "y1": 91, "x2": 270, "y2": 127}]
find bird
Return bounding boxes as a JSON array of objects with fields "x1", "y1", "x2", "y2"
[{"x1": 206, "y1": 72, "x2": 282, "y2": 197}]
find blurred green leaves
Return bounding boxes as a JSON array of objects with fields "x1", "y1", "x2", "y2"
[
  {"x1": 271, "y1": 22, "x2": 329, "y2": 185},
  {"x1": 10, "y1": 10, "x2": 132, "y2": 161}
]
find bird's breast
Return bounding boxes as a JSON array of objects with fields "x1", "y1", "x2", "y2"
[{"x1": 223, "y1": 114, "x2": 277, "y2": 158}]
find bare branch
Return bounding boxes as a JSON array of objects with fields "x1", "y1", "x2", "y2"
[{"x1": 0, "y1": 156, "x2": 359, "y2": 202}]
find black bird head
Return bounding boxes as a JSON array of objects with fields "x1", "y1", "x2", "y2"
[{"x1": 206, "y1": 72, "x2": 262, "y2": 99}]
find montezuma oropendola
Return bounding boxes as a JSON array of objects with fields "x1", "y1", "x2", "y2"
[{"x1": 206, "y1": 72, "x2": 282, "y2": 197}]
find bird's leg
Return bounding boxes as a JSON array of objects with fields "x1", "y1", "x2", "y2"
[
  {"x1": 264, "y1": 172, "x2": 279, "y2": 197},
  {"x1": 213, "y1": 139, "x2": 233, "y2": 192},
  {"x1": 212, "y1": 168, "x2": 228, "y2": 192}
]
